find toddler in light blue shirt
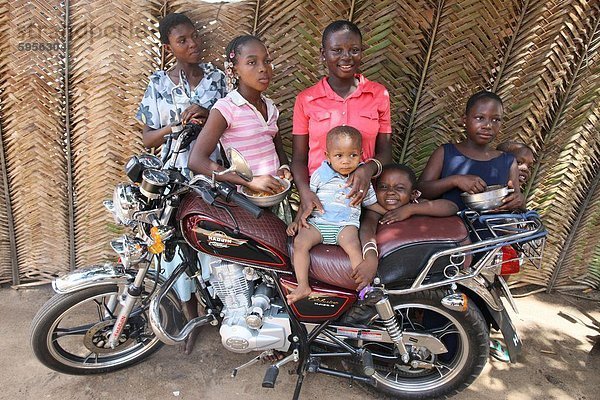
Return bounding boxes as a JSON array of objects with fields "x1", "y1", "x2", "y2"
[{"x1": 286, "y1": 126, "x2": 386, "y2": 304}]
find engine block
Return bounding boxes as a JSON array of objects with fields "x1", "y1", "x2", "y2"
[{"x1": 206, "y1": 259, "x2": 291, "y2": 353}]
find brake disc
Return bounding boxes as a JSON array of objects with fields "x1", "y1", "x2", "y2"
[{"x1": 83, "y1": 319, "x2": 135, "y2": 354}]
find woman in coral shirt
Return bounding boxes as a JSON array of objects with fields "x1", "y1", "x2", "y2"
[{"x1": 290, "y1": 20, "x2": 393, "y2": 289}]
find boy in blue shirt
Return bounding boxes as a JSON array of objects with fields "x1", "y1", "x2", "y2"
[{"x1": 286, "y1": 126, "x2": 386, "y2": 304}]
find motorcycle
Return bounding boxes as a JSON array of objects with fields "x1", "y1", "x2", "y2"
[{"x1": 30, "y1": 121, "x2": 547, "y2": 399}]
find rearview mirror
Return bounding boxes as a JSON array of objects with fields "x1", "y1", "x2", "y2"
[{"x1": 213, "y1": 148, "x2": 253, "y2": 183}]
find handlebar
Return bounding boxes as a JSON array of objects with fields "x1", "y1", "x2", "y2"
[
  {"x1": 216, "y1": 182, "x2": 264, "y2": 218},
  {"x1": 190, "y1": 178, "x2": 263, "y2": 218},
  {"x1": 164, "y1": 123, "x2": 202, "y2": 144}
]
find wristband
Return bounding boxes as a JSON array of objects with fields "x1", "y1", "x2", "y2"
[{"x1": 278, "y1": 164, "x2": 290, "y2": 171}]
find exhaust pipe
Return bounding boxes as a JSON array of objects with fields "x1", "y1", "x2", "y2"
[{"x1": 149, "y1": 260, "x2": 216, "y2": 345}]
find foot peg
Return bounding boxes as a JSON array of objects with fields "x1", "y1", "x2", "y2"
[
  {"x1": 262, "y1": 365, "x2": 279, "y2": 388},
  {"x1": 231, "y1": 350, "x2": 275, "y2": 377},
  {"x1": 261, "y1": 349, "x2": 299, "y2": 388},
  {"x1": 359, "y1": 349, "x2": 375, "y2": 376}
]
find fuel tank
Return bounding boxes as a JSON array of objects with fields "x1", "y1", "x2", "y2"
[{"x1": 177, "y1": 193, "x2": 291, "y2": 271}]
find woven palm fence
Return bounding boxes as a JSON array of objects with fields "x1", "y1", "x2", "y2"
[{"x1": 0, "y1": 0, "x2": 598, "y2": 292}]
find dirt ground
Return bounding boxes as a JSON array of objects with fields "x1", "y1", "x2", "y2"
[{"x1": 0, "y1": 285, "x2": 598, "y2": 400}]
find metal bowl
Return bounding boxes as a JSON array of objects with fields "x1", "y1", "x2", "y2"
[
  {"x1": 461, "y1": 185, "x2": 512, "y2": 211},
  {"x1": 241, "y1": 177, "x2": 291, "y2": 207}
]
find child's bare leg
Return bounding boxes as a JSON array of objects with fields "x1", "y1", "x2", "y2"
[
  {"x1": 287, "y1": 225, "x2": 322, "y2": 304},
  {"x1": 337, "y1": 226, "x2": 363, "y2": 270}
]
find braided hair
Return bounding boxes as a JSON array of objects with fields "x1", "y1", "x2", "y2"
[{"x1": 223, "y1": 35, "x2": 263, "y2": 91}]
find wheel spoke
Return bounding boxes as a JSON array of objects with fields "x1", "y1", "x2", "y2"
[
  {"x1": 404, "y1": 307, "x2": 417, "y2": 330},
  {"x1": 429, "y1": 321, "x2": 459, "y2": 339},
  {"x1": 93, "y1": 297, "x2": 117, "y2": 321},
  {"x1": 52, "y1": 324, "x2": 95, "y2": 340},
  {"x1": 433, "y1": 362, "x2": 453, "y2": 377},
  {"x1": 82, "y1": 351, "x2": 99, "y2": 364}
]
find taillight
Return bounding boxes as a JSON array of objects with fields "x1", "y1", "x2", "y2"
[{"x1": 500, "y1": 245, "x2": 521, "y2": 275}]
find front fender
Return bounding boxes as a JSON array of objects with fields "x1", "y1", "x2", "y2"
[{"x1": 52, "y1": 263, "x2": 134, "y2": 294}]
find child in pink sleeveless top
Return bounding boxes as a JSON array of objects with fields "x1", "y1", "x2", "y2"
[{"x1": 188, "y1": 35, "x2": 292, "y2": 193}]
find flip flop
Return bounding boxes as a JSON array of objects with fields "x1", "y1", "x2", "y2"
[{"x1": 489, "y1": 339, "x2": 510, "y2": 362}]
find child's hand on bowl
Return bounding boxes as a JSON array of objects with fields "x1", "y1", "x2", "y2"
[
  {"x1": 277, "y1": 166, "x2": 293, "y2": 181},
  {"x1": 246, "y1": 175, "x2": 284, "y2": 195},
  {"x1": 454, "y1": 174, "x2": 487, "y2": 194},
  {"x1": 497, "y1": 180, "x2": 525, "y2": 210}
]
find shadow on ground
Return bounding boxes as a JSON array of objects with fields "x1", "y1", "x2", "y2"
[{"x1": 0, "y1": 286, "x2": 598, "y2": 400}]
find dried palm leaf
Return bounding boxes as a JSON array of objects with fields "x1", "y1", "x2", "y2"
[
  {"x1": 0, "y1": 0, "x2": 69, "y2": 284},
  {"x1": 527, "y1": 5, "x2": 600, "y2": 288},
  {"x1": 353, "y1": 0, "x2": 435, "y2": 168},
  {"x1": 0, "y1": 1, "x2": 14, "y2": 285},
  {"x1": 401, "y1": 0, "x2": 521, "y2": 173},
  {"x1": 70, "y1": 0, "x2": 152, "y2": 267},
  {"x1": 549, "y1": 168, "x2": 600, "y2": 290}
]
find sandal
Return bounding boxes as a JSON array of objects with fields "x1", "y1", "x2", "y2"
[{"x1": 489, "y1": 339, "x2": 510, "y2": 362}]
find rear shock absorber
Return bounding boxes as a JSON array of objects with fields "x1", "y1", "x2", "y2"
[{"x1": 375, "y1": 297, "x2": 410, "y2": 363}]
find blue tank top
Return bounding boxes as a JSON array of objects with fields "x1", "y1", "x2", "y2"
[{"x1": 440, "y1": 143, "x2": 514, "y2": 209}]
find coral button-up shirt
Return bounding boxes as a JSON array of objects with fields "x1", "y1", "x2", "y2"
[{"x1": 292, "y1": 75, "x2": 392, "y2": 175}]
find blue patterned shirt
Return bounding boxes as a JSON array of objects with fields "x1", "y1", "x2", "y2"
[{"x1": 135, "y1": 63, "x2": 226, "y2": 169}]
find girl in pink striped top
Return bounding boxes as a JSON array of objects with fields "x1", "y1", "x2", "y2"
[{"x1": 188, "y1": 35, "x2": 292, "y2": 193}]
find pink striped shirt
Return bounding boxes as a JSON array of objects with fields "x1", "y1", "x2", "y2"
[{"x1": 213, "y1": 90, "x2": 280, "y2": 176}]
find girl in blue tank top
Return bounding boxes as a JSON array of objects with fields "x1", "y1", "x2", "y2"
[{"x1": 417, "y1": 91, "x2": 525, "y2": 210}]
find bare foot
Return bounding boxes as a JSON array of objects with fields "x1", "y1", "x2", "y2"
[{"x1": 286, "y1": 284, "x2": 312, "y2": 305}]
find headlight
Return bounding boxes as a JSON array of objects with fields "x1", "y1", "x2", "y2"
[{"x1": 112, "y1": 183, "x2": 142, "y2": 225}]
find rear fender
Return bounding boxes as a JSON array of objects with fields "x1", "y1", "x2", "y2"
[
  {"x1": 52, "y1": 263, "x2": 134, "y2": 294},
  {"x1": 458, "y1": 277, "x2": 522, "y2": 362}
]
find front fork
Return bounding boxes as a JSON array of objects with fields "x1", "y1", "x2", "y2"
[{"x1": 107, "y1": 263, "x2": 151, "y2": 348}]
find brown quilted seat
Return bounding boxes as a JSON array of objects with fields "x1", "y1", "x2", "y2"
[
  {"x1": 292, "y1": 215, "x2": 469, "y2": 290},
  {"x1": 178, "y1": 193, "x2": 289, "y2": 258}
]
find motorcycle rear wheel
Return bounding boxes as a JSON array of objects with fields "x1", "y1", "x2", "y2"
[
  {"x1": 30, "y1": 278, "x2": 182, "y2": 375},
  {"x1": 359, "y1": 289, "x2": 489, "y2": 399}
]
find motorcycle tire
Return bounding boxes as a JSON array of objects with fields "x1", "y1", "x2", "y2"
[
  {"x1": 30, "y1": 278, "x2": 182, "y2": 375},
  {"x1": 357, "y1": 289, "x2": 489, "y2": 399}
]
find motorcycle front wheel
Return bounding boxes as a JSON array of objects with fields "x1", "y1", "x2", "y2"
[
  {"x1": 30, "y1": 277, "x2": 182, "y2": 375},
  {"x1": 359, "y1": 289, "x2": 489, "y2": 399}
]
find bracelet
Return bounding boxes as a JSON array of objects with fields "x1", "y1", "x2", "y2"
[
  {"x1": 366, "y1": 158, "x2": 383, "y2": 178},
  {"x1": 362, "y1": 240, "x2": 377, "y2": 250},
  {"x1": 362, "y1": 241, "x2": 378, "y2": 259},
  {"x1": 362, "y1": 246, "x2": 379, "y2": 260},
  {"x1": 278, "y1": 164, "x2": 290, "y2": 171}
]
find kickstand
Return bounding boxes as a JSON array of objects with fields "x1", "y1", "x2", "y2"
[
  {"x1": 231, "y1": 350, "x2": 275, "y2": 377},
  {"x1": 292, "y1": 356, "x2": 310, "y2": 400}
]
